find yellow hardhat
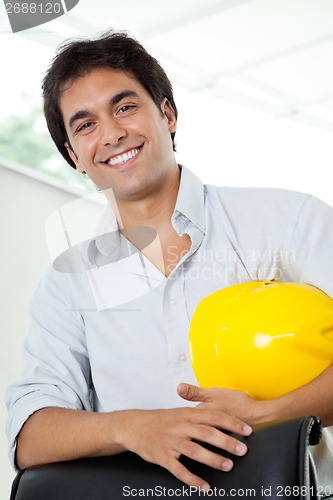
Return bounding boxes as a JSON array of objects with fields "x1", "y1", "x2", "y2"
[{"x1": 189, "y1": 281, "x2": 333, "y2": 400}]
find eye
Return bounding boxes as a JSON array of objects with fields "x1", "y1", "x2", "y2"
[
  {"x1": 118, "y1": 104, "x2": 135, "y2": 114},
  {"x1": 77, "y1": 121, "x2": 93, "y2": 133}
]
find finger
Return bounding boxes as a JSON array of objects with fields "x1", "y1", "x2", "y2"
[
  {"x1": 166, "y1": 457, "x2": 211, "y2": 491},
  {"x1": 180, "y1": 439, "x2": 236, "y2": 473},
  {"x1": 189, "y1": 423, "x2": 249, "y2": 458},
  {"x1": 191, "y1": 408, "x2": 252, "y2": 436},
  {"x1": 177, "y1": 383, "x2": 209, "y2": 402}
]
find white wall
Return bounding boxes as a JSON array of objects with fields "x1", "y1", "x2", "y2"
[
  {"x1": 174, "y1": 87, "x2": 333, "y2": 208},
  {"x1": 0, "y1": 164, "x2": 80, "y2": 499}
]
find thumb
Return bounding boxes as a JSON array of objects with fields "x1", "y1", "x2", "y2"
[{"x1": 177, "y1": 383, "x2": 210, "y2": 402}]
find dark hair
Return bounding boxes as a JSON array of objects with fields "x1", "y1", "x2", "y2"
[{"x1": 42, "y1": 30, "x2": 178, "y2": 169}]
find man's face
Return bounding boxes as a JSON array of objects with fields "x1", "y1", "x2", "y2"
[{"x1": 59, "y1": 67, "x2": 178, "y2": 199}]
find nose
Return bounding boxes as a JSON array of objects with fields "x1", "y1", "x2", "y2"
[{"x1": 100, "y1": 116, "x2": 127, "y2": 146}]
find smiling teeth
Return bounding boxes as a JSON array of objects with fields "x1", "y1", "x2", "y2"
[{"x1": 107, "y1": 148, "x2": 140, "y2": 166}]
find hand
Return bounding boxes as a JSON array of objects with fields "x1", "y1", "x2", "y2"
[
  {"x1": 178, "y1": 383, "x2": 267, "y2": 425},
  {"x1": 118, "y1": 407, "x2": 252, "y2": 491}
]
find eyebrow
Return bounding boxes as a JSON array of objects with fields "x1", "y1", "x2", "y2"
[{"x1": 68, "y1": 90, "x2": 140, "y2": 131}]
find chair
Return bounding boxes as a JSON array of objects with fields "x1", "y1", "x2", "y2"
[{"x1": 10, "y1": 416, "x2": 323, "y2": 500}]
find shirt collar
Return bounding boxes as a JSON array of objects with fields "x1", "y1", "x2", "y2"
[
  {"x1": 172, "y1": 166, "x2": 206, "y2": 234},
  {"x1": 93, "y1": 166, "x2": 206, "y2": 258}
]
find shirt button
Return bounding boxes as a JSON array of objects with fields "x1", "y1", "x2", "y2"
[
  {"x1": 170, "y1": 298, "x2": 177, "y2": 306},
  {"x1": 178, "y1": 354, "x2": 187, "y2": 362}
]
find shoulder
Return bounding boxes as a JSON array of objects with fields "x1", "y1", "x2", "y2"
[
  {"x1": 31, "y1": 263, "x2": 74, "y2": 311},
  {"x1": 31, "y1": 253, "x2": 90, "y2": 314},
  {"x1": 206, "y1": 184, "x2": 311, "y2": 206},
  {"x1": 205, "y1": 184, "x2": 313, "y2": 221}
]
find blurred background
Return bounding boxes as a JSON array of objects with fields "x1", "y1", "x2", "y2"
[{"x1": 1, "y1": 0, "x2": 333, "y2": 497}]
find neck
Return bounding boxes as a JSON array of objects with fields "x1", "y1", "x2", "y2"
[
  {"x1": 110, "y1": 166, "x2": 181, "y2": 231},
  {"x1": 103, "y1": 165, "x2": 190, "y2": 277}
]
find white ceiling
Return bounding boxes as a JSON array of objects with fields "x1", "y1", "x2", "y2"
[{"x1": 4, "y1": 0, "x2": 333, "y2": 131}]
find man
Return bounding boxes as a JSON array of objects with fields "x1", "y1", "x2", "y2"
[{"x1": 6, "y1": 30, "x2": 333, "y2": 491}]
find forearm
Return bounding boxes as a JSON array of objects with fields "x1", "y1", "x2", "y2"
[
  {"x1": 258, "y1": 364, "x2": 333, "y2": 427},
  {"x1": 179, "y1": 364, "x2": 333, "y2": 429},
  {"x1": 16, "y1": 405, "x2": 252, "y2": 490},
  {"x1": 16, "y1": 407, "x2": 128, "y2": 470}
]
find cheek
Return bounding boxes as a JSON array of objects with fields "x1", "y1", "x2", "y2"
[
  {"x1": 75, "y1": 136, "x2": 98, "y2": 160},
  {"x1": 146, "y1": 118, "x2": 171, "y2": 149}
]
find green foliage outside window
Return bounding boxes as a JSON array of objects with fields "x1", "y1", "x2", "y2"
[{"x1": 0, "y1": 104, "x2": 94, "y2": 192}]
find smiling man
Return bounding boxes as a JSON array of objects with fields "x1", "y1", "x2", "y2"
[{"x1": 5, "y1": 30, "x2": 333, "y2": 491}]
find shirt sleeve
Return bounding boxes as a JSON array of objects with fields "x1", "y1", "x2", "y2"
[
  {"x1": 288, "y1": 195, "x2": 333, "y2": 297},
  {"x1": 5, "y1": 266, "x2": 92, "y2": 470}
]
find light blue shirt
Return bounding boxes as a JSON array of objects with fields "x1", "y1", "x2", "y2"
[{"x1": 5, "y1": 167, "x2": 333, "y2": 486}]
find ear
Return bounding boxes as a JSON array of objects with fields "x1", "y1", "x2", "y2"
[
  {"x1": 65, "y1": 142, "x2": 84, "y2": 172},
  {"x1": 161, "y1": 98, "x2": 177, "y2": 133}
]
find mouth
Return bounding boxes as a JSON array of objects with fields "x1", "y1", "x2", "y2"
[{"x1": 102, "y1": 146, "x2": 143, "y2": 167}]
